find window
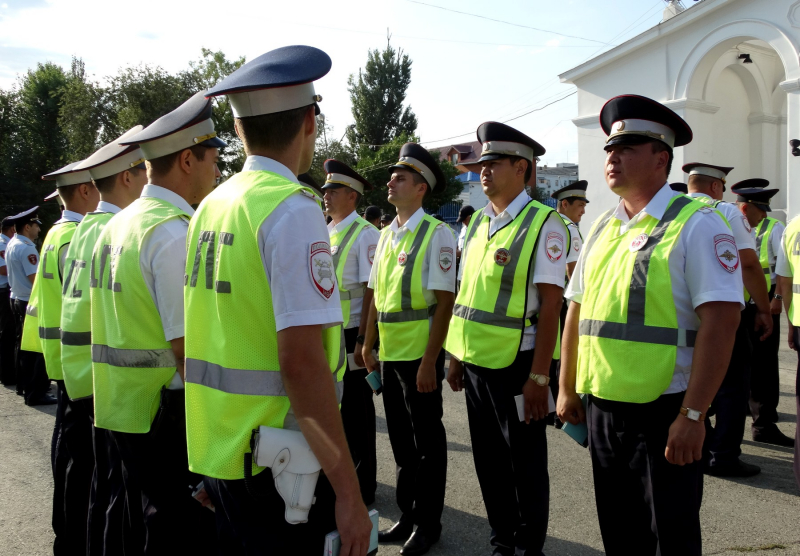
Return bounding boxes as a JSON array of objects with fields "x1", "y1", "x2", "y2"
[{"x1": 451, "y1": 153, "x2": 458, "y2": 164}]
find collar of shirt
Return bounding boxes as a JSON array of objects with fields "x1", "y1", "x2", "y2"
[
  {"x1": 390, "y1": 206, "x2": 427, "y2": 236},
  {"x1": 1, "y1": 234, "x2": 10, "y2": 243},
  {"x1": 55, "y1": 210, "x2": 83, "y2": 224},
  {"x1": 483, "y1": 189, "x2": 531, "y2": 226},
  {"x1": 328, "y1": 211, "x2": 359, "y2": 234},
  {"x1": 242, "y1": 155, "x2": 298, "y2": 183},
  {"x1": 687, "y1": 192, "x2": 713, "y2": 202},
  {"x1": 141, "y1": 184, "x2": 195, "y2": 216},
  {"x1": 13, "y1": 233, "x2": 34, "y2": 246},
  {"x1": 96, "y1": 201, "x2": 122, "y2": 214},
  {"x1": 559, "y1": 213, "x2": 575, "y2": 226},
  {"x1": 613, "y1": 182, "x2": 674, "y2": 230}
]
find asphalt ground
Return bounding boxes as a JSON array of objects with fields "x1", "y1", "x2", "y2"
[{"x1": 0, "y1": 346, "x2": 797, "y2": 555}]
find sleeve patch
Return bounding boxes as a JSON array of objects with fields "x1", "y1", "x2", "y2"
[
  {"x1": 545, "y1": 232, "x2": 564, "y2": 262},
  {"x1": 742, "y1": 218, "x2": 752, "y2": 233},
  {"x1": 28, "y1": 254, "x2": 37, "y2": 265},
  {"x1": 368, "y1": 244, "x2": 377, "y2": 265},
  {"x1": 439, "y1": 247, "x2": 453, "y2": 272},
  {"x1": 309, "y1": 241, "x2": 335, "y2": 299},
  {"x1": 572, "y1": 238, "x2": 581, "y2": 253},
  {"x1": 714, "y1": 234, "x2": 739, "y2": 273}
]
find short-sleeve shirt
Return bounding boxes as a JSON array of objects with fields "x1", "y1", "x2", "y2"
[
  {"x1": 566, "y1": 183, "x2": 744, "y2": 394},
  {"x1": 764, "y1": 219, "x2": 785, "y2": 282},
  {"x1": 458, "y1": 190, "x2": 567, "y2": 350},
  {"x1": 457, "y1": 224, "x2": 467, "y2": 251},
  {"x1": 368, "y1": 207, "x2": 457, "y2": 307},
  {"x1": 7, "y1": 234, "x2": 40, "y2": 301},
  {"x1": 560, "y1": 213, "x2": 583, "y2": 265},
  {"x1": 776, "y1": 223, "x2": 794, "y2": 278},
  {"x1": 328, "y1": 211, "x2": 380, "y2": 329},
  {"x1": 0, "y1": 233, "x2": 10, "y2": 289},
  {"x1": 246, "y1": 156, "x2": 343, "y2": 332},
  {"x1": 687, "y1": 192, "x2": 756, "y2": 252}
]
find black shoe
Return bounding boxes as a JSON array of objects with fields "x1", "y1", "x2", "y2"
[
  {"x1": 378, "y1": 521, "x2": 413, "y2": 543},
  {"x1": 401, "y1": 531, "x2": 439, "y2": 556},
  {"x1": 25, "y1": 393, "x2": 57, "y2": 406},
  {"x1": 753, "y1": 427, "x2": 795, "y2": 448},
  {"x1": 705, "y1": 459, "x2": 761, "y2": 478}
]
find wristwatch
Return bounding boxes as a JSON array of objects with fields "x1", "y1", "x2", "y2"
[
  {"x1": 529, "y1": 373, "x2": 550, "y2": 386},
  {"x1": 775, "y1": 294, "x2": 784, "y2": 301},
  {"x1": 679, "y1": 407, "x2": 705, "y2": 422},
  {"x1": 356, "y1": 335, "x2": 365, "y2": 345}
]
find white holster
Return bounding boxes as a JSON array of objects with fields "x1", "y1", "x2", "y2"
[{"x1": 253, "y1": 426, "x2": 321, "y2": 524}]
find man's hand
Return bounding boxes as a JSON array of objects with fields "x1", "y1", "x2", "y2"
[
  {"x1": 362, "y1": 345, "x2": 378, "y2": 373},
  {"x1": 665, "y1": 415, "x2": 705, "y2": 465},
  {"x1": 335, "y1": 494, "x2": 372, "y2": 556},
  {"x1": 193, "y1": 486, "x2": 215, "y2": 510},
  {"x1": 557, "y1": 389, "x2": 586, "y2": 425},
  {"x1": 447, "y1": 358, "x2": 464, "y2": 392},
  {"x1": 770, "y1": 297, "x2": 783, "y2": 315},
  {"x1": 353, "y1": 342, "x2": 365, "y2": 368},
  {"x1": 754, "y1": 311, "x2": 773, "y2": 341},
  {"x1": 417, "y1": 359, "x2": 438, "y2": 393},
  {"x1": 522, "y1": 379, "x2": 549, "y2": 424},
  {"x1": 789, "y1": 322, "x2": 796, "y2": 351}
]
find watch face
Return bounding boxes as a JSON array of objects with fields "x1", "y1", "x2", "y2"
[
  {"x1": 535, "y1": 375, "x2": 547, "y2": 386},
  {"x1": 687, "y1": 409, "x2": 701, "y2": 421}
]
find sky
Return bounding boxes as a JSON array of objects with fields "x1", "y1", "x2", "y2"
[{"x1": 0, "y1": 0, "x2": 679, "y2": 166}]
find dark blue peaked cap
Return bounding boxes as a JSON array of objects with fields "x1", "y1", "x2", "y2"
[
  {"x1": 735, "y1": 186, "x2": 778, "y2": 212},
  {"x1": 601, "y1": 94, "x2": 692, "y2": 149},
  {"x1": 11, "y1": 206, "x2": 41, "y2": 226},
  {"x1": 389, "y1": 143, "x2": 446, "y2": 191},
  {"x1": 670, "y1": 182, "x2": 688, "y2": 194},
  {"x1": 206, "y1": 45, "x2": 331, "y2": 118},
  {"x1": 322, "y1": 159, "x2": 372, "y2": 194},
  {"x1": 120, "y1": 91, "x2": 226, "y2": 160},
  {"x1": 476, "y1": 121, "x2": 546, "y2": 164},
  {"x1": 731, "y1": 178, "x2": 769, "y2": 191}
]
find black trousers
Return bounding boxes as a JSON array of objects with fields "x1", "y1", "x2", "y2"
[
  {"x1": 0, "y1": 286, "x2": 15, "y2": 384},
  {"x1": 11, "y1": 298, "x2": 49, "y2": 400},
  {"x1": 104, "y1": 428, "x2": 138, "y2": 556},
  {"x1": 464, "y1": 349, "x2": 549, "y2": 556},
  {"x1": 52, "y1": 389, "x2": 94, "y2": 555},
  {"x1": 704, "y1": 306, "x2": 752, "y2": 467},
  {"x1": 589, "y1": 393, "x2": 704, "y2": 556},
  {"x1": 793, "y1": 328, "x2": 800, "y2": 489},
  {"x1": 340, "y1": 326, "x2": 377, "y2": 504},
  {"x1": 112, "y1": 389, "x2": 216, "y2": 556},
  {"x1": 382, "y1": 351, "x2": 447, "y2": 535},
  {"x1": 749, "y1": 286, "x2": 781, "y2": 432}
]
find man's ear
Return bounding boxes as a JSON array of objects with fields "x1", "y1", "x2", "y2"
[
  {"x1": 304, "y1": 105, "x2": 316, "y2": 138},
  {"x1": 178, "y1": 148, "x2": 194, "y2": 175},
  {"x1": 234, "y1": 119, "x2": 242, "y2": 140}
]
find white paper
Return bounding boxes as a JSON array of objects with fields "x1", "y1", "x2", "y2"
[
  {"x1": 515, "y1": 389, "x2": 556, "y2": 422},
  {"x1": 346, "y1": 350, "x2": 379, "y2": 371}
]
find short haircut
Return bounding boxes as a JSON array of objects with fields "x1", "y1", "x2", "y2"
[
  {"x1": 650, "y1": 141, "x2": 674, "y2": 177},
  {"x1": 147, "y1": 145, "x2": 209, "y2": 177},
  {"x1": 559, "y1": 197, "x2": 583, "y2": 208},
  {"x1": 93, "y1": 165, "x2": 144, "y2": 194},
  {"x1": 687, "y1": 174, "x2": 717, "y2": 190},
  {"x1": 409, "y1": 171, "x2": 433, "y2": 200},
  {"x1": 236, "y1": 105, "x2": 310, "y2": 153},
  {"x1": 507, "y1": 155, "x2": 533, "y2": 183}
]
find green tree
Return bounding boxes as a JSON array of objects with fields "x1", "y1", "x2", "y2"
[
  {"x1": 346, "y1": 39, "x2": 417, "y2": 150},
  {"x1": 0, "y1": 88, "x2": 19, "y2": 215},
  {"x1": 59, "y1": 57, "x2": 105, "y2": 161},
  {"x1": 308, "y1": 117, "x2": 356, "y2": 187}
]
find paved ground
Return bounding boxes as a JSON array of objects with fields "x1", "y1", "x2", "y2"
[{"x1": 1, "y1": 345, "x2": 797, "y2": 555}]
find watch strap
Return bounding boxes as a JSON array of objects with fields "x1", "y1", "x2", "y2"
[
  {"x1": 529, "y1": 373, "x2": 550, "y2": 386},
  {"x1": 679, "y1": 406, "x2": 706, "y2": 422}
]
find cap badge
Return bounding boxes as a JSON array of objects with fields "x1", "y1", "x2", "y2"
[
  {"x1": 613, "y1": 121, "x2": 625, "y2": 132},
  {"x1": 494, "y1": 248, "x2": 512, "y2": 266},
  {"x1": 313, "y1": 94, "x2": 323, "y2": 103},
  {"x1": 398, "y1": 251, "x2": 408, "y2": 266},
  {"x1": 629, "y1": 233, "x2": 649, "y2": 252}
]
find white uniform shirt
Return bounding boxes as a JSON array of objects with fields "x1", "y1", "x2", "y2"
[
  {"x1": 762, "y1": 218, "x2": 785, "y2": 283},
  {"x1": 7, "y1": 234, "x2": 39, "y2": 301},
  {"x1": 96, "y1": 201, "x2": 122, "y2": 214},
  {"x1": 775, "y1": 223, "x2": 794, "y2": 278},
  {"x1": 560, "y1": 213, "x2": 583, "y2": 265},
  {"x1": 0, "y1": 233, "x2": 10, "y2": 289},
  {"x1": 246, "y1": 156, "x2": 343, "y2": 332},
  {"x1": 368, "y1": 207, "x2": 457, "y2": 308},
  {"x1": 687, "y1": 192, "x2": 756, "y2": 252},
  {"x1": 328, "y1": 211, "x2": 380, "y2": 329},
  {"x1": 458, "y1": 190, "x2": 567, "y2": 350},
  {"x1": 457, "y1": 224, "x2": 467, "y2": 251},
  {"x1": 566, "y1": 183, "x2": 745, "y2": 394}
]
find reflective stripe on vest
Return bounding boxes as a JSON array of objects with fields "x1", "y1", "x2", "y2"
[
  {"x1": 92, "y1": 344, "x2": 176, "y2": 368},
  {"x1": 784, "y1": 220, "x2": 800, "y2": 326},
  {"x1": 374, "y1": 217, "x2": 439, "y2": 361},
  {"x1": 577, "y1": 195, "x2": 706, "y2": 403},
  {"x1": 331, "y1": 217, "x2": 368, "y2": 326},
  {"x1": 755, "y1": 217, "x2": 777, "y2": 286},
  {"x1": 61, "y1": 212, "x2": 114, "y2": 400},
  {"x1": 444, "y1": 200, "x2": 553, "y2": 368},
  {"x1": 184, "y1": 171, "x2": 342, "y2": 481}
]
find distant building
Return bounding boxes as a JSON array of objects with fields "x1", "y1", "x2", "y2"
[{"x1": 535, "y1": 163, "x2": 580, "y2": 198}]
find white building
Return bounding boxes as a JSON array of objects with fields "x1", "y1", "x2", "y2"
[
  {"x1": 560, "y1": 0, "x2": 800, "y2": 225},
  {"x1": 536, "y1": 164, "x2": 580, "y2": 198}
]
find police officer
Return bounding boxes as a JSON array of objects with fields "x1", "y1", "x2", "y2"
[
  {"x1": 6, "y1": 207, "x2": 53, "y2": 404},
  {"x1": 322, "y1": 159, "x2": 381, "y2": 505},
  {"x1": 364, "y1": 205, "x2": 382, "y2": 229},
  {"x1": 186, "y1": 46, "x2": 371, "y2": 555},
  {"x1": 362, "y1": 142, "x2": 456, "y2": 556},
  {"x1": 733, "y1": 183, "x2": 794, "y2": 447},
  {"x1": 670, "y1": 182, "x2": 688, "y2": 194},
  {"x1": 558, "y1": 95, "x2": 743, "y2": 556},
  {"x1": 774, "y1": 217, "x2": 800, "y2": 488},
  {"x1": 683, "y1": 163, "x2": 771, "y2": 477},
  {"x1": 552, "y1": 180, "x2": 588, "y2": 282},
  {"x1": 445, "y1": 122, "x2": 565, "y2": 556},
  {"x1": 380, "y1": 213, "x2": 393, "y2": 229},
  {"x1": 91, "y1": 91, "x2": 224, "y2": 555},
  {"x1": 63, "y1": 126, "x2": 148, "y2": 556},
  {"x1": 0, "y1": 216, "x2": 15, "y2": 385},
  {"x1": 455, "y1": 205, "x2": 474, "y2": 261},
  {"x1": 31, "y1": 160, "x2": 99, "y2": 554}
]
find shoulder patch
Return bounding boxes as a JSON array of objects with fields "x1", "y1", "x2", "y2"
[
  {"x1": 742, "y1": 218, "x2": 752, "y2": 233},
  {"x1": 368, "y1": 244, "x2": 377, "y2": 265},
  {"x1": 714, "y1": 234, "x2": 739, "y2": 273},
  {"x1": 439, "y1": 247, "x2": 453, "y2": 272},
  {"x1": 27, "y1": 254, "x2": 38, "y2": 265},
  {"x1": 572, "y1": 237, "x2": 581, "y2": 253},
  {"x1": 309, "y1": 241, "x2": 335, "y2": 300},
  {"x1": 545, "y1": 232, "x2": 564, "y2": 262}
]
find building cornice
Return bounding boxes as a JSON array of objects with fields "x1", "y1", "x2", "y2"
[
  {"x1": 748, "y1": 112, "x2": 782, "y2": 125},
  {"x1": 663, "y1": 98, "x2": 721, "y2": 114},
  {"x1": 780, "y1": 78, "x2": 800, "y2": 92}
]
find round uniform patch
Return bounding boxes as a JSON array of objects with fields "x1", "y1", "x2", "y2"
[
  {"x1": 545, "y1": 232, "x2": 564, "y2": 262},
  {"x1": 309, "y1": 241, "x2": 335, "y2": 299},
  {"x1": 714, "y1": 234, "x2": 739, "y2": 273},
  {"x1": 629, "y1": 233, "x2": 649, "y2": 252},
  {"x1": 27, "y1": 254, "x2": 37, "y2": 265},
  {"x1": 330, "y1": 245, "x2": 339, "y2": 255},
  {"x1": 439, "y1": 247, "x2": 453, "y2": 272},
  {"x1": 398, "y1": 251, "x2": 408, "y2": 266},
  {"x1": 494, "y1": 248, "x2": 511, "y2": 266}
]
